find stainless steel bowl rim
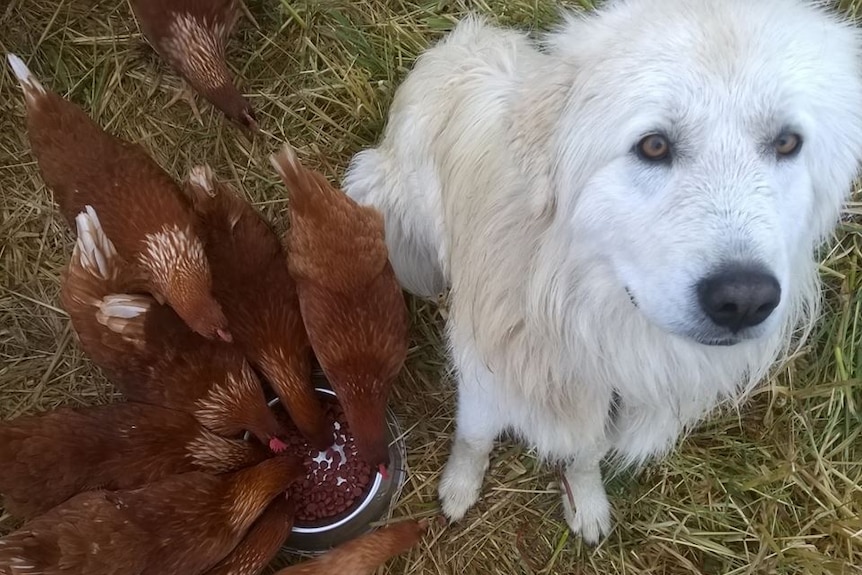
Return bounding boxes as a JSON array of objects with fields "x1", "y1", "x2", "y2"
[{"x1": 264, "y1": 390, "x2": 385, "y2": 535}]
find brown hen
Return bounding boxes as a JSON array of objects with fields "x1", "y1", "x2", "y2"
[
  {"x1": 61, "y1": 206, "x2": 286, "y2": 450},
  {"x1": 270, "y1": 144, "x2": 410, "y2": 474},
  {"x1": 184, "y1": 165, "x2": 331, "y2": 450},
  {"x1": 204, "y1": 495, "x2": 295, "y2": 575},
  {"x1": 129, "y1": 0, "x2": 257, "y2": 130},
  {"x1": 0, "y1": 455, "x2": 304, "y2": 575},
  {"x1": 0, "y1": 401, "x2": 269, "y2": 521},
  {"x1": 273, "y1": 519, "x2": 430, "y2": 575},
  {"x1": 6, "y1": 53, "x2": 230, "y2": 342}
]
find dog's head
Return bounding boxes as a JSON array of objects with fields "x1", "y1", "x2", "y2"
[{"x1": 548, "y1": 0, "x2": 862, "y2": 346}]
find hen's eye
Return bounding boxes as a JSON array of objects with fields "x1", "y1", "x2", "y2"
[
  {"x1": 636, "y1": 133, "x2": 671, "y2": 162},
  {"x1": 774, "y1": 131, "x2": 802, "y2": 157}
]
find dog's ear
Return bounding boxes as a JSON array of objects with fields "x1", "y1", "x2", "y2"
[
  {"x1": 542, "y1": 3, "x2": 629, "y2": 62},
  {"x1": 510, "y1": 87, "x2": 566, "y2": 222},
  {"x1": 798, "y1": 25, "x2": 862, "y2": 246},
  {"x1": 542, "y1": 9, "x2": 593, "y2": 61}
]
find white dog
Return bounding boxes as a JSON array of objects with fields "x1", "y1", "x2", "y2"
[{"x1": 344, "y1": 0, "x2": 862, "y2": 543}]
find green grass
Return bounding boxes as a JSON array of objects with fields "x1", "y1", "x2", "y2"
[{"x1": 1, "y1": 0, "x2": 860, "y2": 573}]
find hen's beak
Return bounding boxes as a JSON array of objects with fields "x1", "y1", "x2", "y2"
[
  {"x1": 216, "y1": 328, "x2": 233, "y2": 343},
  {"x1": 240, "y1": 110, "x2": 260, "y2": 133}
]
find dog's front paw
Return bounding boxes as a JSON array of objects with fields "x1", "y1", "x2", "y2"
[
  {"x1": 439, "y1": 462, "x2": 483, "y2": 521},
  {"x1": 438, "y1": 443, "x2": 489, "y2": 521},
  {"x1": 561, "y1": 484, "x2": 611, "y2": 545}
]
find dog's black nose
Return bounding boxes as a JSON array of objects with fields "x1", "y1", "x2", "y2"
[{"x1": 697, "y1": 266, "x2": 781, "y2": 332}]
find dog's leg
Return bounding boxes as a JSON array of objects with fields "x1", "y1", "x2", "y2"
[
  {"x1": 438, "y1": 343, "x2": 502, "y2": 522},
  {"x1": 562, "y1": 450, "x2": 612, "y2": 544}
]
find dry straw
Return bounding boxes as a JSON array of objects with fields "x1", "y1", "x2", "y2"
[{"x1": 1, "y1": 0, "x2": 860, "y2": 573}]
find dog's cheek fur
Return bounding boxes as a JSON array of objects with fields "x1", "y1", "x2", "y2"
[
  {"x1": 571, "y1": 153, "x2": 795, "y2": 342},
  {"x1": 550, "y1": 5, "x2": 862, "y2": 345}
]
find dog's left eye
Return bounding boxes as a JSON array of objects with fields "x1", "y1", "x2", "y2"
[
  {"x1": 774, "y1": 131, "x2": 803, "y2": 157},
  {"x1": 636, "y1": 133, "x2": 671, "y2": 162}
]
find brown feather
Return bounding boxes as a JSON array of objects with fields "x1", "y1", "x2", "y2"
[
  {"x1": 0, "y1": 402, "x2": 269, "y2": 520},
  {"x1": 0, "y1": 491, "x2": 151, "y2": 574},
  {"x1": 273, "y1": 519, "x2": 429, "y2": 575},
  {"x1": 60, "y1": 206, "x2": 283, "y2": 446},
  {"x1": 0, "y1": 456, "x2": 304, "y2": 575},
  {"x1": 8, "y1": 57, "x2": 230, "y2": 341},
  {"x1": 204, "y1": 495, "x2": 295, "y2": 575},
  {"x1": 271, "y1": 145, "x2": 389, "y2": 292},
  {"x1": 185, "y1": 166, "x2": 331, "y2": 450},
  {"x1": 270, "y1": 144, "x2": 410, "y2": 468},
  {"x1": 129, "y1": 0, "x2": 257, "y2": 130}
]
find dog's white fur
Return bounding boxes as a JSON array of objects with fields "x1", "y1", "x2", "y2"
[{"x1": 344, "y1": 0, "x2": 862, "y2": 543}]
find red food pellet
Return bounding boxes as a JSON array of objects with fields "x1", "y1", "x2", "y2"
[{"x1": 271, "y1": 395, "x2": 377, "y2": 528}]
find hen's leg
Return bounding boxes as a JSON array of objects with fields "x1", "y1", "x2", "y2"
[
  {"x1": 438, "y1": 338, "x2": 503, "y2": 521},
  {"x1": 163, "y1": 78, "x2": 204, "y2": 126},
  {"x1": 562, "y1": 448, "x2": 612, "y2": 545}
]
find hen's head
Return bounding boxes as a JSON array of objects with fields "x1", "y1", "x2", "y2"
[
  {"x1": 141, "y1": 223, "x2": 231, "y2": 342},
  {"x1": 335, "y1": 383, "x2": 391, "y2": 473},
  {"x1": 207, "y1": 83, "x2": 258, "y2": 132},
  {"x1": 176, "y1": 286, "x2": 232, "y2": 343}
]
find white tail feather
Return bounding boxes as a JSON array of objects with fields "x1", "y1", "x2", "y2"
[
  {"x1": 268, "y1": 143, "x2": 301, "y2": 181},
  {"x1": 96, "y1": 294, "x2": 152, "y2": 342},
  {"x1": 74, "y1": 206, "x2": 117, "y2": 280},
  {"x1": 98, "y1": 294, "x2": 151, "y2": 320},
  {"x1": 7, "y1": 53, "x2": 46, "y2": 97},
  {"x1": 188, "y1": 165, "x2": 215, "y2": 196}
]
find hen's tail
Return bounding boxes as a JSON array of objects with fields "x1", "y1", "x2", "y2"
[
  {"x1": 7, "y1": 53, "x2": 47, "y2": 108},
  {"x1": 70, "y1": 205, "x2": 144, "y2": 309},
  {"x1": 187, "y1": 165, "x2": 217, "y2": 199},
  {"x1": 270, "y1": 143, "x2": 390, "y2": 289},
  {"x1": 338, "y1": 518, "x2": 431, "y2": 569},
  {"x1": 73, "y1": 206, "x2": 119, "y2": 282},
  {"x1": 62, "y1": 206, "x2": 126, "y2": 310},
  {"x1": 185, "y1": 165, "x2": 253, "y2": 238},
  {"x1": 269, "y1": 143, "x2": 338, "y2": 212},
  {"x1": 62, "y1": 207, "x2": 152, "y2": 355},
  {"x1": 184, "y1": 165, "x2": 222, "y2": 220}
]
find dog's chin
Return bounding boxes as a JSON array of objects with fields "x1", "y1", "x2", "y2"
[{"x1": 690, "y1": 335, "x2": 741, "y2": 347}]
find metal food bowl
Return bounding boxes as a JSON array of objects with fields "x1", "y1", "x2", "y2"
[{"x1": 254, "y1": 371, "x2": 407, "y2": 555}]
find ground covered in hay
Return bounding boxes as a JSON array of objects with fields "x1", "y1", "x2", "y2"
[{"x1": 1, "y1": 0, "x2": 861, "y2": 573}]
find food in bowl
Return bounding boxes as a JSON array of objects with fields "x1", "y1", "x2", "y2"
[
  {"x1": 254, "y1": 378, "x2": 406, "y2": 554},
  {"x1": 273, "y1": 395, "x2": 374, "y2": 526}
]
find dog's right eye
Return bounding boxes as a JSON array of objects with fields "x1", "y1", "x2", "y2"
[{"x1": 636, "y1": 133, "x2": 671, "y2": 162}]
